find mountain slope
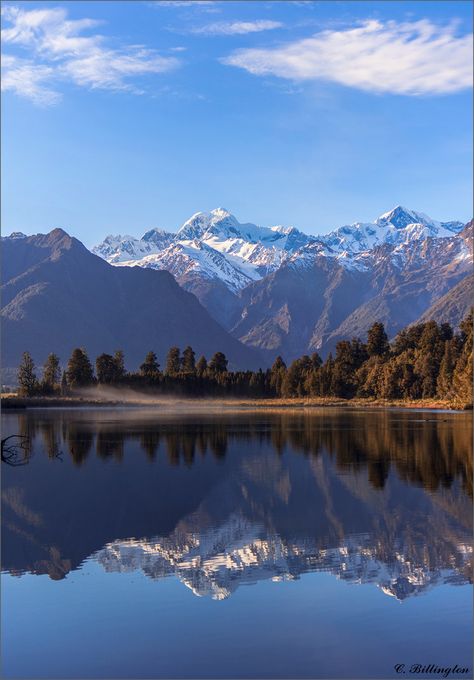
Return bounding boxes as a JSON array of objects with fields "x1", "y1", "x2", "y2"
[
  {"x1": 1, "y1": 230, "x2": 262, "y2": 372},
  {"x1": 231, "y1": 221, "x2": 473, "y2": 358},
  {"x1": 323, "y1": 222, "x2": 473, "y2": 347},
  {"x1": 417, "y1": 273, "x2": 473, "y2": 328},
  {"x1": 231, "y1": 255, "x2": 370, "y2": 357}
]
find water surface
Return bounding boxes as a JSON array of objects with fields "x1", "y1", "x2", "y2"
[{"x1": 1, "y1": 408, "x2": 472, "y2": 679}]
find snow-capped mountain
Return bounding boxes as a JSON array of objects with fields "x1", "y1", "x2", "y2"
[
  {"x1": 320, "y1": 205, "x2": 464, "y2": 259},
  {"x1": 95, "y1": 229, "x2": 174, "y2": 264},
  {"x1": 93, "y1": 207, "x2": 316, "y2": 293},
  {"x1": 88, "y1": 206, "x2": 472, "y2": 359},
  {"x1": 92, "y1": 205, "x2": 464, "y2": 290}
]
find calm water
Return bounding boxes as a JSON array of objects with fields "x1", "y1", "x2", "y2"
[{"x1": 1, "y1": 408, "x2": 472, "y2": 679}]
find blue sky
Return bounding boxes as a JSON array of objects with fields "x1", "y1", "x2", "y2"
[{"x1": 2, "y1": 0, "x2": 472, "y2": 246}]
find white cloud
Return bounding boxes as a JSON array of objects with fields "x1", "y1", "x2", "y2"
[
  {"x1": 1, "y1": 5, "x2": 180, "y2": 105},
  {"x1": 1, "y1": 54, "x2": 61, "y2": 106},
  {"x1": 192, "y1": 20, "x2": 283, "y2": 35},
  {"x1": 222, "y1": 19, "x2": 473, "y2": 96}
]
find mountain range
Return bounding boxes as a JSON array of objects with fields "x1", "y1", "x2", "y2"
[
  {"x1": 93, "y1": 205, "x2": 473, "y2": 358},
  {"x1": 2, "y1": 205, "x2": 472, "y2": 375}
]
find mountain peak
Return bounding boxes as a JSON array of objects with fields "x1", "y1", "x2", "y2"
[
  {"x1": 376, "y1": 205, "x2": 436, "y2": 229},
  {"x1": 5, "y1": 231, "x2": 27, "y2": 239},
  {"x1": 210, "y1": 207, "x2": 232, "y2": 219},
  {"x1": 48, "y1": 227, "x2": 71, "y2": 240},
  {"x1": 40, "y1": 228, "x2": 77, "y2": 251},
  {"x1": 177, "y1": 208, "x2": 240, "y2": 241},
  {"x1": 141, "y1": 228, "x2": 175, "y2": 248}
]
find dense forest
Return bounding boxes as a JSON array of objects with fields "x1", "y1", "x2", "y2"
[{"x1": 17, "y1": 312, "x2": 473, "y2": 407}]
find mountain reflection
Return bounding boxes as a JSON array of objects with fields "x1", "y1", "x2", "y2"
[{"x1": 2, "y1": 409, "x2": 472, "y2": 599}]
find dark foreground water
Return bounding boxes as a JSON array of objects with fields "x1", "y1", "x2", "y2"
[{"x1": 1, "y1": 408, "x2": 472, "y2": 679}]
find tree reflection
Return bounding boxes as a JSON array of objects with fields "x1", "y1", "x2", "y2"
[
  {"x1": 2, "y1": 411, "x2": 472, "y2": 589},
  {"x1": 140, "y1": 431, "x2": 160, "y2": 461},
  {"x1": 7, "y1": 411, "x2": 472, "y2": 496},
  {"x1": 96, "y1": 430, "x2": 124, "y2": 461},
  {"x1": 67, "y1": 424, "x2": 93, "y2": 466}
]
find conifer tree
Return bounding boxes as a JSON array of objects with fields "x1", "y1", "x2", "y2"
[
  {"x1": 318, "y1": 353, "x2": 335, "y2": 397},
  {"x1": 310, "y1": 352, "x2": 323, "y2": 369},
  {"x1": 270, "y1": 356, "x2": 286, "y2": 397},
  {"x1": 393, "y1": 326, "x2": 422, "y2": 354},
  {"x1": 66, "y1": 348, "x2": 94, "y2": 388},
  {"x1": 181, "y1": 346, "x2": 196, "y2": 374},
  {"x1": 367, "y1": 322, "x2": 390, "y2": 357},
  {"x1": 96, "y1": 354, "x2": 118, "y2": 384},
  {"x1": 196, "y1": 355, "x2": 208, "y2": 377},
  {"x1": 208, "y1": 351, "x2": 228, "y2": 374},
  {"x1": 332, "y1": 339, "x2": 367, "y2": 397},
  {"x1": 113, "y1": 350, "x2": 126, "y2": 380},
  {"x1": 440, "y1": 323, "x2": 453, "y2": 342},
  {"x1": 416, "y1": 322, "x2": 444, "y2": 397},
  {"x1": 42, "y1": 353, "x2": 61, "y2": 394},
  {"x1": 282, "y1": 356, "x2": 312, "y2": 397},
  {"x1": 18, "y1": 351, "x2": 38, "y2": 396},
  {"x1": 282, "y1": 360, "x2": 300, "y2": 397},
  {"x1": 165, "y1": 347, "x2": 181, "y2": 376},
  {"x1": 140, "y1": 351, "x2": 160, "y2": 378}
]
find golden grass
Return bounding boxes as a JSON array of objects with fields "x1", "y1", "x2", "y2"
[{"x1": 1, "y1": 394, "x2": 471, "y2": 410}]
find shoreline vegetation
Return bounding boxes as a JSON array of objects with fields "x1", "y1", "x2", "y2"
[
  {"x1": 10, "y1": 315, "x2": 473, "y2": 411},
  {"x1": 1, "y1": 394, "x2": 471, "y2": 411}
]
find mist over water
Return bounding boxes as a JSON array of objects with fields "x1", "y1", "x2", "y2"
[{"x1": 74, "y1": 386, "x2": 286, "y2": 407}]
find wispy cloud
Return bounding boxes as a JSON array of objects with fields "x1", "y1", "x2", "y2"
[
  {"x1": 1, "y1": 54, "x2": 60, "y2": 106},
  {"x1": 192, "y1": 20, "x2": 283, "y2": 36},
  {"x1": 1, "y1": 5, "x2": 180, "y2": 105},
  {"x1": 222, "y1": 19, "x2": 473, "y2": 96}
]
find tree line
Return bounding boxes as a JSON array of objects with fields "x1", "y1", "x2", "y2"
[{"x1": 17, "y1": 312, "x2": 473, "y2": 406}]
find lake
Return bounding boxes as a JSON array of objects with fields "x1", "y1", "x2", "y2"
[{"x1": 1, "y1": 408, "x2": 472, "y2": 679}]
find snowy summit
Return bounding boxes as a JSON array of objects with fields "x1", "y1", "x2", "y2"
[{"x1": 92, "y1": 206, "x2": 464, "y2": 292}]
